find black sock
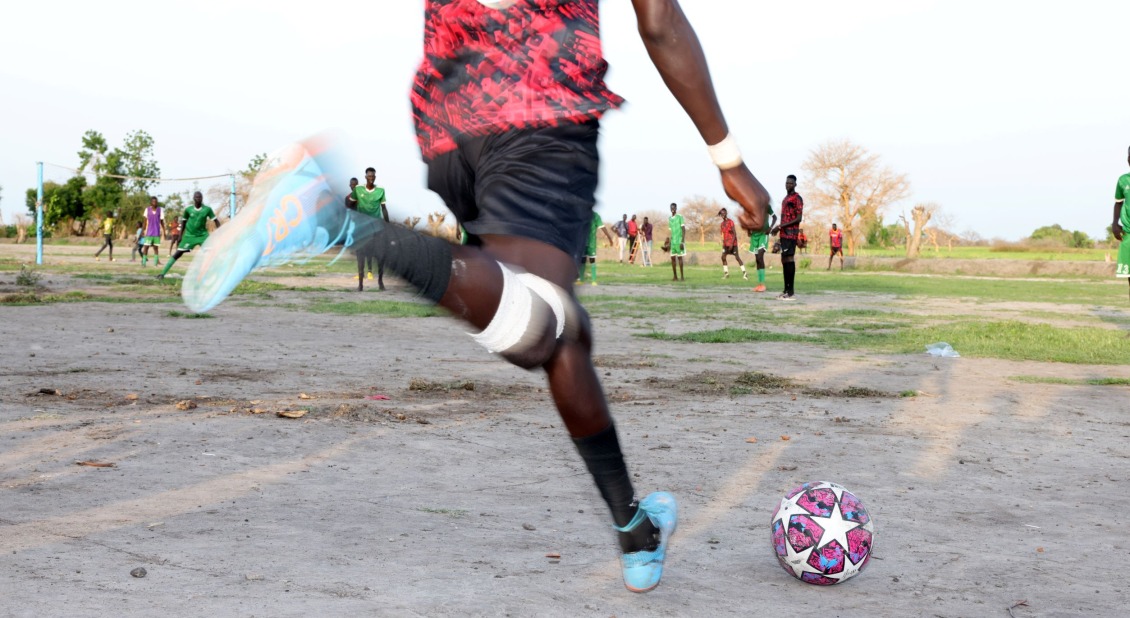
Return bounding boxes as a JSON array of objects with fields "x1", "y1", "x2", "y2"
[
  {"x1": 360, "y1": 225, "x2": 452, "y2": 303},
  {"x1": 572, "y1": 424, "x2": 658, "y2": 553},
  {"x1": 784, "y1": 261, "x2": 796, "y2": 294}
]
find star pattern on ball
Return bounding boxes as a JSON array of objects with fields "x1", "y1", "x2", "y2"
[{"x1": 813, "y1": 501, "x2": 862, "y2": 554}]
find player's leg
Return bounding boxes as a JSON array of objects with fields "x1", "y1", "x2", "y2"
[
  {"x1": 734, "y1": 249, "x2": 747, "y2": 279},
  {"x1": 157, "y1": 249, "x2": 186, "y2": 279},
  {"x1": 781, "y1": 241, "x2": 796, "y2": 299},
  {"x1": 356, "y1": 251, "x2": 365, "y2": 291},
  {"x1": 670, "y1": 255, "x2": 678, "y2": 281},
  {"x1": 678, "y1": 256, "x2": 684, "y2": 281},
  {"x1": 153, "y1": 242, "x2": 160, "y2": 266},
  {"x1": 475, "y1": 235, "x2": 660, "y2": 553},
  {"x1": 754, "y1": 248, "x2": 767, "y2": 291},
  {"x1": 377, "y1": 260, "x2": 385, "y2": 290},
  {"x1": 827, "y1": 248, "x2": 833, "y2": 270},
  {"x1": 721, "y1": 251, "x2": 729, "y2": 278}
]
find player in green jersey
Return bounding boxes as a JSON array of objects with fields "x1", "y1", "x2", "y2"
[
  {"x1": 748, "y1": 202, "x2": 777, "y2": 292},
  {"x1": 667, "y1": 202, "x2": 686, "y2": 281},
  {"x1": 157, "y1": 191, "x2": 219, "y2": 280},
  {"x1": 578, "y1": 211, "x2": 614, "y2": 285},
  {"x1": 1113, "y1": 146, "x2": 1130, "y2": 300},
  {"x1": 351, "y1": 167, "x2": 389, "y2": 290}
]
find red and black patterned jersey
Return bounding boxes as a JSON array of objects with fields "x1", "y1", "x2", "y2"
[
  {"x1": 779, "y1": 193, "x2": 804, "y2": 240},
  {"x1": 411, "y1": 0, "x2": 623, "y2": 161},
  {"x1": 720, "y1": 218, "x2": 737, "y2": 248}
]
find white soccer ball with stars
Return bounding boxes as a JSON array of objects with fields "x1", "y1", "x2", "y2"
[{"x1": 770, "y1": 481, "x2": 875, "y2": 585}]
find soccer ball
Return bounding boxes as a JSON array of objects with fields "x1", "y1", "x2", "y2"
[{"x1": 770, "y1": 481, "x2": 874, "y2": 585}]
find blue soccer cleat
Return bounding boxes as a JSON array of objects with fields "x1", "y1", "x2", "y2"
[
  {"x1": 617, "y1": 491, "x2": 678, "y2": 593},
  {"x1": 181, "y1": 135, "x2": 365, "y2": 313}
]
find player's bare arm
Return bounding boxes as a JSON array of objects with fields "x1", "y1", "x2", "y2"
[
  {"x1": 630, "y1": 0, "x2": 769, "y2": 232},
  {"x1": 1114, "y1": 201, "x2": 1124, "y2": 241},
  {"x1": 602, "y1": 226, "x2": 615, "y2": 247}
]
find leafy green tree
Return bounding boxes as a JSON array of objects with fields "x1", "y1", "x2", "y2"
[
  {"x1": 78, "y1": 130, "x2": 110, "y2": 175},
  {"x1": 1069, "y1": 230, "x2": 1093, "y2": 249},
  {"x1": 25, "y1": 176, "x2": 88, "y2": 232},
  {"x1": 121, "y1": 130, "x2": 161, "y2": 193}
]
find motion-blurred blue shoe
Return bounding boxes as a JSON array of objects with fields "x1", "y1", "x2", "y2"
[{"x1": 617, "y1": 491, "x2": 677, "y2": 593}]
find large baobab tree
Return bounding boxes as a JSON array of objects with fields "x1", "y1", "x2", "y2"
[{"x1": 802, "y1": 139, "x2": 911, "y2": 256}]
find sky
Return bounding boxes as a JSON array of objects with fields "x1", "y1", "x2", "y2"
[{"x1": 2, "y1": 0, "x2": 1128, "y2": 241}]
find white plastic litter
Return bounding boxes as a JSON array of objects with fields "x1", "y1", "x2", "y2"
[{"x1": 925, "y1": 342, "x2": 960, "y2": 358}]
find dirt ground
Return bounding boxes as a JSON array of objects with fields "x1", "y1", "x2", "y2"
[{"x1": 2, "y1": 243, "x2": 1129, "y2": 617}]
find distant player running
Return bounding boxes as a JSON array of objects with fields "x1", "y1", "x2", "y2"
[
  {"x1": 157, "y1": 191, "x2": 219, "y2": 280},
  {"x1": 141, "y1": 196, "x2": 164, "y2": 267},
  {"x1": 578, "y1": 211, "x2": 614, "y2": 285},
  {"x1": 718, "y1": 207, "x2": 747, "y2": 280},
  {"x1": 1113, "y1": 145, "x2": 1130, "y2": 300},
  {"x1": 668, "y1": 202, "x2": 687, "y2": 281},
  {"x1": 827, "y1": 223, "x2": 844, "y2": 270},
  {"x1": 749, "y1": 200, "x2": 777, "y2": 292}
]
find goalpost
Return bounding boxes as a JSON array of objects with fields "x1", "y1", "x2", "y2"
[{"x1": 33, "y1": 163, "x2": 238, "y2": 265}]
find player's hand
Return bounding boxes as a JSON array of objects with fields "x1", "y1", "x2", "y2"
[
  {"x1": 721, "y1": 164, "x2": 771, "y2": 234},
  {"x1": 1114, "y1": 222, "x2": 1124, "y2": 242},
  {"x1": 769, "y1": 226, "x2": 779, "y2": 236}
]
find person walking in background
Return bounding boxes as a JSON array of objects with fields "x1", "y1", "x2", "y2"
[
  {"x1": 668, "y1": 202, "x2": 687, "y2": 282},
  {"x1": 627, "y1": 214, "x2": 639, "y2": 263},
  {"x1": 578, "y1": 211, "x2": 615, "y2": 285},
  {"x1": 1112, "y1": 145, "x2": 1130, "y2": 300},
  {"x1": 351, "y1": 167, "x2": 390, "y2": 291},
  {"x1": 141, "y1": 196, "x2": 164, "y2": 267},
  {"x1": 827, "y1": 223, "x2": 844, "y2": 270},
  {"x1": 166, "y1": 215, "x2": 181, "y2": 255},
  {"x1": 718, "y1": 207, "x2": 748, "y2": 280},
  {"x1": 130, "y1": 222, "x2": 143, "y2": 262},
  {"x1": 640, "y1": 216, "x2": 654, "y2": 267},
  {"x1": 93, "y1": 211, "x2": 116, "y2": 261},
  {"x1": 612, "y1": 214, "x2": 629, "y2": 263}
]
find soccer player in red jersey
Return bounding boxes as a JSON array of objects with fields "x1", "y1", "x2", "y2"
[
  {"x1": 718, "y1": 207, "x2": 748, "y2": 279},
  {"x1": 828, "y1": 223, "x2": 844, "y2": 270},
  {"x1": 771, "y1": 175, "x2": 804, "y2": 300},
  {"x1": 362, "y1": 0, "x2": 770, "y2": 592}
]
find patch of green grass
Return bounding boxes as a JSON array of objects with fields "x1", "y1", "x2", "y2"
[
  {"x1": 646, "y1": 320, "x2": 1130, "y2": 365},
  {"x1": 231, "y1": 280, "x2": 293, "y2": 295},
  {"x1": 1009, "y1": 375, "x2": 1130, "y2": 386},
  {"x1": 640, "y1": 327, "x2": 804, "y2": 344},
  {"x1": 900, "y1": 390, "x2": 919, "y2": 397},
  {"x1": 73, "y1": 273, "x2": 116, "y2": 281},
  {"x1": 307, "y1": 299, "x2": 445, "y2": 318},
  {"x1": 167, "y1": 310, "x2": 214, "y2": 319}
]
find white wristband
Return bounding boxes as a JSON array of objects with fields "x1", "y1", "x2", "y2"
[{"x1": 707, "y1": 134, "x2": 743, "y2": 170}]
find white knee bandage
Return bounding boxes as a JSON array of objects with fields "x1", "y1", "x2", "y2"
[{"x1": 469, "y1": 263, "x2": 570, "y2": 355}]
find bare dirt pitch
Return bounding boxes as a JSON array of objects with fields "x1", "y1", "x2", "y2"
[{"x1": 2, "y1": 249, "x2": 1129, "y2": 617}]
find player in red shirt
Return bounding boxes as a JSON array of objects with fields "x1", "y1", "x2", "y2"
[
  {"x1": 770, "y1": 174, "x2": 804, "y2": 300},
  {"x1": 718, "y1": 207, "x2": 748, "y2": 279},
  {"x1": 828, "y1": 223, "x2": 844, "y2": 270},
  {"x1": 358, "y1": 0, "x2": 771, "y2": 593}
]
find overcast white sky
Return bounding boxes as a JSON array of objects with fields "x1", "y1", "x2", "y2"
[{"x1": 2, "y1": 0, "x2": 1128, "y2": 241}]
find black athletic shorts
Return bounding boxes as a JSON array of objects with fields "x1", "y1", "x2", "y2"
[
  {"x1": 830, "y1": 246, "x2": 843, "y2": 255},
  {"x1": 722, "y1": 245, "x2": 740, "y2": 256},
  {"x1": 426, "y1": 121, "x2": 600, "y2": 262},
  {"x1": 779, "y1": 238, "x2": 798, "y2": 257}
]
